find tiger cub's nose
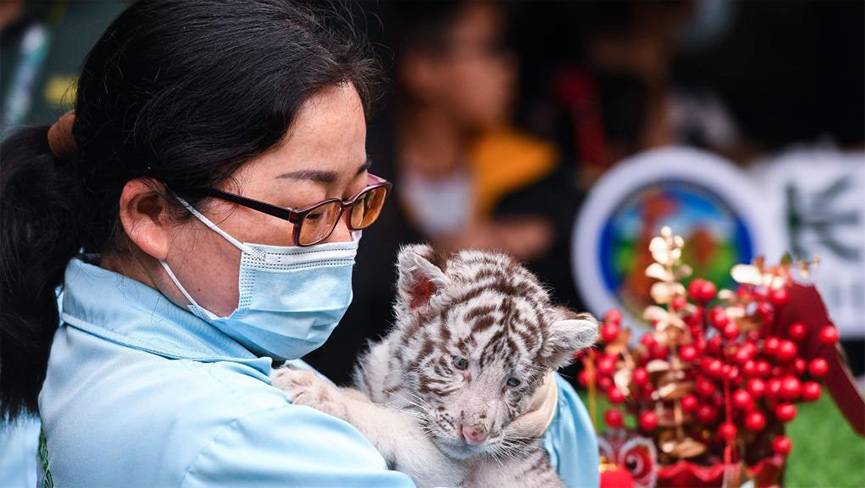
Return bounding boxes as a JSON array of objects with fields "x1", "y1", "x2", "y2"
[{"x1": 461, "y1": 424, "x2": 488, "y2": 445}]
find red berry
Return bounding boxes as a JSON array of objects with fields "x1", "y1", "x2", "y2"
[
  {"x1": 707, "y1": 336, "x2": 723, "y2": 354},
  {"x1": 650, "y1": 343, "x2": 669, "y2": 359},
  {"x1": 696, "y1": 377, "x2": 716, "y2": 397},
  {"x1": 772, "y1": 435, "x2": 793, "y2": 456},
  {"x1": 688, "y1": 279, "x2": 717, "y2": 303},
  {"x1": 743, "y1": 359, "x2": 758, "y2": 376},
  {"x1": 794, "y1": 358, "x2": 807, "y2": 375},
  {"x1": 604, "y1": 409, "x2": 623, "y2": 428},
  {"x1": 802, "y1": 381, "x2": 822, "y2": 401},
  {"x1": 688, "y1": 307, "x2": 704, "y2": 325},
  {"x1": 775, "y1": 403, "x2": 797, "y2": 422},
  {"x1": 767, "y1": 378, "x2": 783, "y2": 399},
  {"x1": 640, "y1": 334, "x2": 656, "y2": 347},
  {"x1": 780, "y1": 376, "x2": 802, "y2": 401},
  {"x1": 745, "y1": 411, "x2": 766, "y2": 432},
  {"x1": 600, "y1": 322, "x2": 621, "y2": 342},
  {"x1": 607, "y1": 386, "x2": 626, "y2": 404},
  {"x1": 639, "y1": 411, "x2": 659, "y2": 431},
  {"x1": 681, "y1": 395, "x2": 699, "y2": 413},
  {"x1": 776, "y1": 340, "x2": 798, "y2": 362},
  {"x1": 631, "y1": 367, "x2": 649, "y2": 387},
  {"x1": 603, "y1": 309, "x2": 622, "y2": 326},
  {"x1": 671, "y1": 296, "x2": 687, "y2": 311},
  {"x1": 724, "y1": 364, "x2": 740, "y2": 382},
  {"x1": 598, "y1": 376, "x2": 613, "y2": 390},
  {"x1": 704, "y1": 358, "x2": 724, "y2": 378},
  {"x1": 679, "y1": 345, "x2": 697, "y2": 362},
  {"x1": 768, "y1": 287, "x2": 789, "y2": 305},
  {"x1": 756, "y1": 360, "x2": 772, "y2": 377},
  {"x1": 709, "y1": 307, "x2": 729, "y2": 328},
  {"x1": 808, "y1": 358, "x2": 829, "y2": 378},
  {"x1": 788, "y1": 322, "x2": 807, "y2": 341},
  {"x1": 732, "y1": 389, "x2": 753, "y2": 410},
  {"x1": 818, "y1": 326, "x2": 839, "y2": 345},
  {"x1": 764, "y1": 337, "x2": 781, "y2": 356},
  {"x1": 757, "y1": 302, "x2": 775, "y2": 324},
  {"x1": 734, "y1": 344, "x2": 755, "y2": 364},
  {"x1": 598, "y1": 356, "x2": 616, "y2": 375},
  {"x1": 719, "y1": 422, "x2": 737, "y2": 442},
  {"x1": 696, "y1": 404, "x2": 718, "y2": 423},
  {"x1": 747, "y1": 378, "x2": 767, "y2": 398},
  {"x1": 577, "y1": 370, "x2": 590, "y2": 387},
  {"x1": 722, "y1": 322, "x2": 740, "y2": 339}
]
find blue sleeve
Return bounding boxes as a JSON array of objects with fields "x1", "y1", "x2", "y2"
[
  {"x1": 541, "y1": 374, "x2": 600, "y2": 488},
  {"x1": 180, "y1": 404, "x2": 416, "y2": 488},
  {"x1": 0, "y1": 416, "x2": 40, "y2": 488}
]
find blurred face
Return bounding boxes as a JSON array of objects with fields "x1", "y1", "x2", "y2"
[
  {"x1": 404, "y1": 2, "x2": 515, "y2": 131},
  {"x1": 157, "y1": 83, "x2": 369, "y2": 316}
]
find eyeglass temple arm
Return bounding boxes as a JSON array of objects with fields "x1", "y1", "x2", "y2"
[{"x1": 197, "y1": 188, "x2": 299, "y2": 222}]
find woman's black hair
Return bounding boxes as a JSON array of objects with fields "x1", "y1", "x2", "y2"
[{"x1": 0, "y1": 0, "x2": 379, "y2": 421}]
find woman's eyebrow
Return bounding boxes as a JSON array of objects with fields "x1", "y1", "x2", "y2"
[
  {"x1": 276, "y1": 169, "x2": 337, "y2": 183},
  {"x1": 276, "y1": 157, "x2": 371, "y2": 183}
]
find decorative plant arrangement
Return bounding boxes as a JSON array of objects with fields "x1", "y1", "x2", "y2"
[{"x1": 581, "y1": 227, "x2": 860, "y2": 488}]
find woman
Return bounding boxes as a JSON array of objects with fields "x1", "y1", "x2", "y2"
[{"x1": 0, "y1": 1, "x2": 597, "y2": 486}]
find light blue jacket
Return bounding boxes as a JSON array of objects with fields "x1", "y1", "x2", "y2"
[
  {"x1": 0, "y1": 416, "x2": 39, "y2": 488},
  {"x1": 32, "y1": 257, "x2": 598, "y2": 487}
]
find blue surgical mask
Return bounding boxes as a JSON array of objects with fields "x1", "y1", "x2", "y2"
[{"x1": 160, "y1": 196, "x2": 358, "y2": 361}]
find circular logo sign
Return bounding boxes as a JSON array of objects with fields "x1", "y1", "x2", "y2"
[{"x1": 573, "y1": 147, "x2": 776, "y2": 324}]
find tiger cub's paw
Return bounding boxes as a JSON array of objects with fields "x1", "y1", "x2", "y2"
[{"x1": 272, "y1": 368, "x2": 349, "y2": 420}]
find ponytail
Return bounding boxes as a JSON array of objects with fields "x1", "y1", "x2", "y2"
[{"x1": 0, "y1": 126, "x2": 84, "y2": 421}]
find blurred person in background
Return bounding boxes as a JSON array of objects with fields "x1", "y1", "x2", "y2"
[
  {"x1": 1, "y1": 0, "x2": 125, "y2": 133},
  {"x1": 514, "y1": 0, "x2": 742, "y2": 186},
  {"x1": 306, "y1": 0, "x2": 583, "y2": 384}
]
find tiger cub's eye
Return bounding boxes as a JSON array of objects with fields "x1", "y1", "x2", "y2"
[
  {"x1": 452, "y1": 355, "x2": 469, "y2": 370},
  {"x1": 506, "y1": 377, "x2": 521, "y2": 387}
]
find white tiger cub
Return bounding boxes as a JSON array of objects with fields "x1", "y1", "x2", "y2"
[{"x1": 273, "y1": 245, "x2": 598, "y2": 487}]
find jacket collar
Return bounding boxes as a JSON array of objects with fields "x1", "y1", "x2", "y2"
[{"x1": 60, "y1": 257, "x2": 272, "y2": 377}]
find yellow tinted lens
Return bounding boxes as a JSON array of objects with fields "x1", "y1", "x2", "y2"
[
  {"x1": 350, "y1": 186, "x2": 387, "y2": 228},
  {"x1": 298, "y1": 201, "x2": 341, "y2": 245}
]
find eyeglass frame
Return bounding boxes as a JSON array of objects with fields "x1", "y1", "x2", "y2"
[{"x1": 175, "y1": 173, "x2": 392, "y2": 246}]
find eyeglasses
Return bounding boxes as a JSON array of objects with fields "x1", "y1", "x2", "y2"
[{"x1": 179, "y1": 174, "x2": 391, "y2": 246}]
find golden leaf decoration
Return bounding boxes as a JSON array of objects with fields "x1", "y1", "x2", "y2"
[
  {"x1": 731, "y1": 264, "x2": 762, "y2": 286},
  {"x1": 646, "y1": 262, "x2": 673, "y2": 281},
  {"x1": 613, "y1": 368, "x2": 632, "y2": 396},
  {"x1": 646, "y1": 359, "x2": 671, "y2": 374},
  {"x1": 650, "y1": 236, "x2": 673, "y2": 265},
  {"x1": 650, "y1": 282, "x2": 685, "y2": 304}
]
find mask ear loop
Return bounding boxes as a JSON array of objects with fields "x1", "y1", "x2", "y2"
[
  {"x1": 158, "y1": 260, "x2": 205, "y2": 311},
  {"x1": 173, "y1": 195, "x2": 266, "y2": 260}
]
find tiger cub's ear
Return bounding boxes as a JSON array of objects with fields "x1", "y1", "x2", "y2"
[
  {"x1": 396, "y1": 244, "x2": 450, "y2": 312},
  {"x1": 541, "y1": 309, "x2": 598, "y2": 369}
]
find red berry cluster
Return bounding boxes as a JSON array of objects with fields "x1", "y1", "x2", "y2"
[{"x1": 585, "y1": 276, "x2": 836, "y2": 462}]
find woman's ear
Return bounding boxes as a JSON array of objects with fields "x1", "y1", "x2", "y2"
[
  {"x1": 396, "y1": 244, "x2": 450, "y2": 312},
  {"x1": 541, "y1": 309, "x2": 599, "y2": 369},
  {"x1": 117, "y1": 178, "x2": 174, "y2": 261}
]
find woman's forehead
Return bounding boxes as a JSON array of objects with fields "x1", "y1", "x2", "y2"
[{"x1": 234, "y1": 83, "x2": 368, "y2": 189}]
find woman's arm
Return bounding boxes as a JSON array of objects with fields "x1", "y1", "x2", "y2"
[{"x1": 180, "y1": 403, "x2": 416, "y2": 488}]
